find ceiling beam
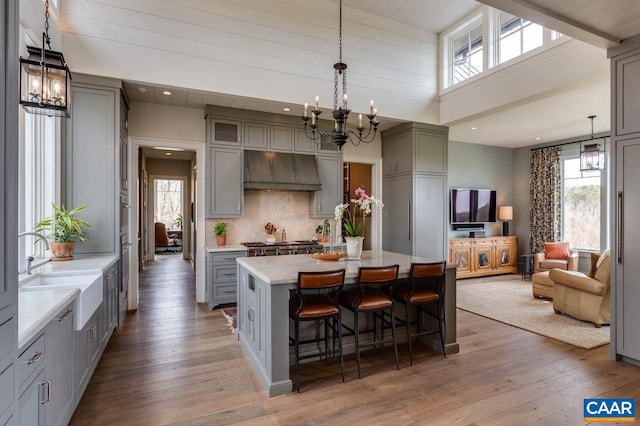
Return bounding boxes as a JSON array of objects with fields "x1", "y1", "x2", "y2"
[{"x1": 478, "y1": 0, "x2": 621, "y2": 49}]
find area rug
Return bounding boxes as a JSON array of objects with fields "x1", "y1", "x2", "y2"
[
  {"x1": 221, "y1": 307, "x2": 237, "y2": 333},
  {"x1": 457, "y1": 279, "x2": 610, "y2": 349}
]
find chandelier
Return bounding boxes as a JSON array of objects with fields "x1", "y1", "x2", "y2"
[
  {"x1": 579, "y1": 115, "x2": 605, "y2": 172},
  {"x1": 301, "y1": 0, "x2": 380, "y2": 150},
  {"x1": 19, "y1": 0, "x2": 72, "y2": 118}
]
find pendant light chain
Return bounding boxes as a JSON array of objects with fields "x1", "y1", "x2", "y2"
[{"x1": 44, "y1": 0, "x2": 52, "y2": 50}]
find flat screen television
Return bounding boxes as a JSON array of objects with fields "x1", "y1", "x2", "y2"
[{"x1": 450, "y1": 189, "x2": 497, "y2": 223}]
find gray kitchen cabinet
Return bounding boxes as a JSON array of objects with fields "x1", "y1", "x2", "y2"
[
  {"x1": 75, "y1": 305, "x2": 101, "y2": 398},
  {"x1": 317, "y1": 135, "x2": 342, "y2": 155},
  {"x1": 208, "y1": 117, "x2": 242, "y2": 145},
  {"x1": 206, "y1": 146, "x2": 243, "y2": 217},
  {"x1": 270, "y1": 125, "x2": 293, "y2": 151},
  {"x1": 45, "y1": 303, "x2": 74, "y2": 426},
  {"x1": 66, "y1": 82, "x2": 118, "y2": 254},
  {"x1": 382, "y1": 122, "x2": 448, "y2": 260},
  {"x1": 309, "y1": 155, "x2": 342, "y2": 218},
  {"x1": 103, "y1": 261, "x2": 119, "y2": 342},
  {"x1": 293, "y1": 127, "x2": 316, "y2": 153},
  {"x1": 244, "y1": 121, "x2": 269, "y2": 149},
  {"x1": 1, "y1": 2, "x2": 18, "y2": 421},
  {"x1": 207, "y1": 251, "x2": 246, "y2": 309},
  {"x1": 18, "y1": 369, "x2": 45, "y2": 426},
  {"x1": 17, "y1": 332, "x2": 46, "y2": 426},
  {"x1": 611, "y1": 43, "x2": 640, "y2": 364},
  {"x1": 119, "y1": 92, "x2": 129, "y2": 194}
]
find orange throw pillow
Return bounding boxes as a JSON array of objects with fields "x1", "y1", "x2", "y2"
[
  {"x1": 588, "y1": 252, "x2": 600, "y2": 278},
  {"x1": 544, "y1": 242, "x2": 570, "y2": 260}
]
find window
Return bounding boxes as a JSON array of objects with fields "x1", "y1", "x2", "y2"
[
  {"x1": 441, "y1": 6, "x2": 567, "y2": 90},
  {"x1": 452, "y1": 24, "x2": 483, "y2": 85},
  {"x1": 154, "y1": 179, "x2": 183, "y2": 230},
  {"x1": 18, "y1": 109, "x2": 59, "y2": 272},
  {"x1": 498, "y1": 12, "x2": 543, "y2": 64},
  {"x1": 561, "y1": 158, "x2": 600, "y2": 251}
]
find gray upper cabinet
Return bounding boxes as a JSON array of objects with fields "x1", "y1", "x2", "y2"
[
  {"x1": 244, "y1": 121, "x2": 268, "y2": 149},
  {"x1": 381, "y1": 122, "x2": 449, "y2": 259},
  {"x1": 207, "y1": 146, "x2": 243, "y2": 217},
  {"x1": 310, "y1": 155, "x2": 342, "y2": 218},
  {"x1": 66, "y1": 82, "x2": 117, "y2": 254},
  {"x1": 208, "y1": 118, "x2": 242, "y2": 145},
  {"x1": 270, "y1": 125, "x2": 293, "y2": 151},
  {"x1": 294, "y1": 127, "x2": 316, "y2": 153}
]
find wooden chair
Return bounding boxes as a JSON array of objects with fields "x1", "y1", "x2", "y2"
[
  {"x1": 289, "y1": 269, "x2": 346, "y2": 392},
  {"x1": 388, "y1": 261, "x2": 447, "y2": 365},
  {"x1": 338, "y1": 265, "x2": 400, "y2": 378}
]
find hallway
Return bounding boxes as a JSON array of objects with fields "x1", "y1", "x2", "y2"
[{"x1": 70, "y1": 256, "x2": 640, "y2": 425}]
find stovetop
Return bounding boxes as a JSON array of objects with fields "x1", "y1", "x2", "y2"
[{"x1": 241, "y1": 240, "x2": 318, "y2": 248}]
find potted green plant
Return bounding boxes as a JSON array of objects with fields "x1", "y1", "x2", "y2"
[
  {"x1": 315, "y1": 221, "x2": 331, "y2": 242},
  {"x1": 34, "y1": 203, "x2": 92, "y2": 261},
  {"x1": 175, "y1": 214, "x2": 183, "y2": 230},
  {"x1": 213, "y1": 222, "x2": 228, "y2": 246}
]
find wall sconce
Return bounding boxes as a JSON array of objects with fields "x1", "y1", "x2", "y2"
[
  {"x1": 498, "y1": 206, "x2": 513, "y2": 236},
  {"x1": 19, "y1": 0, "x2": 72, "y2": 118},
  {"x1": 579, "y1": 115, "x2": 605, "y2": 172}
]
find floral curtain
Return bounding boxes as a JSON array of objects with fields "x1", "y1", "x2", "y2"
[{"x1": 529, "y1": 146, "x2": 561, "y2": 255}]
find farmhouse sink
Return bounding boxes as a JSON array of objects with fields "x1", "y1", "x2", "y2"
[{"x1": 20, "y1": 272, "x2": 103, "y2": 330}]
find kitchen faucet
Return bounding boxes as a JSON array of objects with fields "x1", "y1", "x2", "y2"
[{"x1": 18, "y1": 231, "x2": 50, "y2": 275}]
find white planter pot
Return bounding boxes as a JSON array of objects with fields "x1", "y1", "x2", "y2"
[{"x1": 345, "y1": 236, "x2": 364, "y2": 260}]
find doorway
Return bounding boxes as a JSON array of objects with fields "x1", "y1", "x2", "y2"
[
  {"x1": 152, "y1": 177, "x2": 185, "y2": 256},
  {"x1": 343, "y1": 160, "x2": 379, "y2": 250}
]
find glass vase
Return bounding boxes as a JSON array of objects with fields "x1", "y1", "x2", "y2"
[{"x1": 345, "y1": 236, "x2": 364, "y2": 260}]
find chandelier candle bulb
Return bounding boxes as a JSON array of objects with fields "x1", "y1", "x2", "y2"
[
  {"x1": 358, "y1": 114, "x2": 363, "y2": 128},
  {"x1": 315, "y1": 96, "x2": 319, "y2": 110},
  {"x1": 303, "y1": 102, "x2": 308, "y2": 117},
  {"x1": 343, "y1": 94, "x2": 348, "y2": 109}
]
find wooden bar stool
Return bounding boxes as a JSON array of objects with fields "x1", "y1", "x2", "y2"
[
  {"x1": 289, "y1": 269, "x2": 346, "y2": 392},
  {"x1": 388, "y1": 261, "x2": 447, "y2": 365},
  {"x1": 338, "y1": 265, "x2": 400, "y2": 378}
]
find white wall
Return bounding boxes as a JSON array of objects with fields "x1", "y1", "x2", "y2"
[{"x1": 59, "y1": 0, "x2": 439, "y2": 123}]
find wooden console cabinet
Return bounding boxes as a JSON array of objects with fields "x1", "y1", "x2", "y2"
[{"x1": 449, "y1": 236, "x2": 518, "y2": 279}]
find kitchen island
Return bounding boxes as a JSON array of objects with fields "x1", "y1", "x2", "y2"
[{"x1": 236, "y1": 250, "x2": 458, "y2": 396}]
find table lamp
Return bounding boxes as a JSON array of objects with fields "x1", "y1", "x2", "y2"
[{"x1": 498, "y1": 206, "x2": 513, "y2": 236}]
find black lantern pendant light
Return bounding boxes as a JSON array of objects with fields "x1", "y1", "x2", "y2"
[
  {"x1": 19, "y1": 0, "x2": 72, "y2": 118},
  {"x1": 301, "y1": 0, "x2": 380, "y2": 149},
  {"x1": 579, "y1": 115, "x2": 605, "y2": 172}
]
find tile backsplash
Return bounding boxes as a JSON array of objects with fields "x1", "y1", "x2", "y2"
[{"x1": 205, "y1": 190, "x2": 331, "y2": 246}]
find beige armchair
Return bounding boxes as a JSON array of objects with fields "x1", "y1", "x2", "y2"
[
  {"x1": 534, "y1": 249, "x2": 579, "y2": 273},
  {"x1": 549, "y1": 253, "x2": 610, "y2": 327}
]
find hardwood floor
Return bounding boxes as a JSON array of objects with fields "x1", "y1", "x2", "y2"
[{"x1": 71, "y1": 256, "x2": 640, "y2": 425}]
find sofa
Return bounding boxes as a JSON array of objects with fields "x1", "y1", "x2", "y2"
[{"x1": 549, "y1": 251, "x2": 610, "y2": 327}]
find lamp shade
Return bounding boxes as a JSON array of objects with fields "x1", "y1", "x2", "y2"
[{"x1": 498, "y1": 206, "x2": 513, "y2": 221}]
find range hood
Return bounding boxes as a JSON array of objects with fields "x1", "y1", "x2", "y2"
[{"x1": 244, "y1": 150, "x2": 322, "y2": 191}]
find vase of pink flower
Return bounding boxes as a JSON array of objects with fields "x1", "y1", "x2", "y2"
[{"x1": 334, "y1": 187, "x2": 383, "y2": 260}]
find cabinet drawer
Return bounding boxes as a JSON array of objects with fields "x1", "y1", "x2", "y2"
[
  {"x1": 213, "y1": 265, "x2": 237, "y2": 281},
  {"x1": 211, "y1": 251, "x2": 246, "y2": 263},
  {"x1": 17, "y1": 332, "x2": 45, "y2": 388},
  {"x1": 213, "y1": 283, "x2": 237, "y2": 300}
]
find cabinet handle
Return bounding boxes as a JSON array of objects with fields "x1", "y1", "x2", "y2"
[
  {"x1": 41, "y1": 381, "x2": 51, "y2": 404},
  {"x1": 248, "y1": 307, "x2": 254, "y2": 321},
  {"x1": 617, "y1": 191, "x2": 623, "y2": 264},
  {"x1": 27, "y1": 351, "x2": 43, "y2": 365},
  {"x1": 223, "y1": 272, "x2": 235, "y2": 277},
  {"x1": 88, "y1": 326, "x2": 97, "y2": 342},
  {"x1": 59, "y1": 309, "x2": 73, "y2": 321}
]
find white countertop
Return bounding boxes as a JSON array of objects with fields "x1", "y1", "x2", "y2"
[
  {"x1": 17, "y1": 253, "x2": 119, "y2": 348},
  {"x1": 18, "y1": 288, "x2": 80, "y2": 348},
  {"x1": 205, "y1": 244, "x2": 248, "y2": 253},
  {"x1": 236, "y1": 250, "x2": 452, "y2": 285}
]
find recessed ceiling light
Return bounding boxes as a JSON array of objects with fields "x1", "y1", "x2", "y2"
[
  {"x1": 535, "y1": 137, "x2": 542, "y2": 140},
  {"x1": 162, "y1": 90, "x2": 172, "y2": 96},
  {"x1": 283, "y1": 107, "x2": 291, "y2": 112},
  {"x1": 471, "y1": 127, "x2": 477, "y2": 130},
  {"x1": 165, "y1": 152, "x2": 172, "y2": 156},
  {"x1": 137, "y1": 87, "x2": 147, "y2": 93}
]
